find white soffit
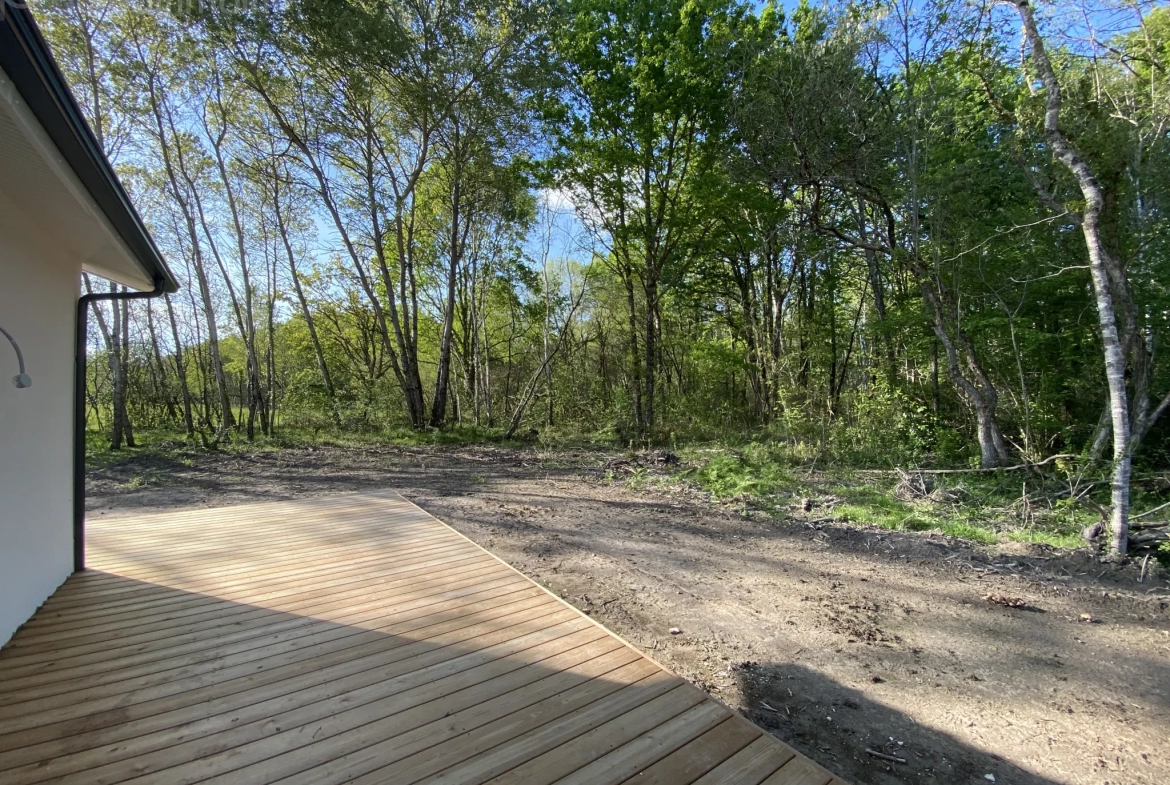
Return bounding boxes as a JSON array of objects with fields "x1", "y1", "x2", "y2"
[{"x1": 0, "y1": 65, "x2": 155, "y2": 290}]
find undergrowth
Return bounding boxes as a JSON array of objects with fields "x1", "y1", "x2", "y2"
[
  {"x1": 89, "y1": 426, "x2": 1164, "y2": 555},
  {"x1": 675, "y1": 441, "x2": 1105, "y2": 549},
  {"x1": 85, "y1": 423, "x2": 505, "y2": 464}
]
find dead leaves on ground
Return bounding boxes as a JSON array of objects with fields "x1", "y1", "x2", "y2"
[{"x1": 984, "y1": 592, "x2": 1029, "y2": 608}]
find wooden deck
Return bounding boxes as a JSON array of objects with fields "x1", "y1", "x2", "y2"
[{"x1": 0, "y1": 491, "x2": 846, "y2": 785}]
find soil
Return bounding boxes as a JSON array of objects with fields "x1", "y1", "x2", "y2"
[{"x1": 87, "y1": 443, "x2": 1170, "y2": 785}]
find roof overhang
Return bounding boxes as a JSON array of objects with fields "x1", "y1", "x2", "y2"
[{"x1": 0, "y1": 7, "x2": 178, "y2": 293}]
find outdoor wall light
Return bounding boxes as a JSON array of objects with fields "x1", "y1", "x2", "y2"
[{"x1": 0, "y1": 324, "x2": 31, "y2": 388}]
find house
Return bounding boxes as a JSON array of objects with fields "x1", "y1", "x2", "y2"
[{"x1": 0, "y1": 5, "x2": 178, "y2": 645}]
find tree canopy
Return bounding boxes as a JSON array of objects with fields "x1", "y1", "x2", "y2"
[{"x1": 40, "y1": 0, "x2": 1170, "y2": 553}]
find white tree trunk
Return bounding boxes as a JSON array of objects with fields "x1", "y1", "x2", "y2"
[{"x1": 1014, "y1": 0, "x2": 1130, "y2": 553}]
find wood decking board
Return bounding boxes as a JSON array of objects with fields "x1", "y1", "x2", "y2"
[
  {"x1": 0, "y1": 570, "x2": 529, "y2": 678},
  {"x1": 0, "y1": 583, "x2": 547, "y2": 690},
  {"x1": 0, "y1": 575, "x2": 535, "y2": 685},
  {"x1": 0, "y1": 595, "x2": 576, "y2": 779},
  {"x1": 9, "y1": 554, "x2": 503, "y2": 642},
  {"x1": 43, "y1": 530, "x2": 471, "y2": 591},
  {"x1": 0, "y1": 490, "x2": 845, "y2": 784},
  {"x1": 22, "y1": 540, "x2": 478, "y2": 620},
  {"x1": 10, "y1": 551, "x2": 492, "y2": 640},
  {"x1": 14, "y1": 555, "x2": 507, "y2": 644},
  {"x1": 691, "y1": 735, "x2": 798, "y2": 785},
  {"x1": 0, "y1": 597, "x2": 570, "y2": 735},
  {"x1": 760, "y1": 755, "x2": 837, "y2": 785},
  {"x1": 616, "y1": 716, "x2": 763, "y2": 785},
  {"x1": 0, "y1": 587, "x2": 559, "y2": 708}
]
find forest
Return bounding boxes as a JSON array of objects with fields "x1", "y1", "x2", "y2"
[{"x1": 40, "y1": 0, "x2": 1170, "y2": 555}]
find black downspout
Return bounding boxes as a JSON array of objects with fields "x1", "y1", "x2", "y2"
[{"x1": 74, "y1": 277, "x2": 166, "y2": 572}]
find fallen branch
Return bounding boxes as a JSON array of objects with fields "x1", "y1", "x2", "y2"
[
  {"x1": 903, "y1": 454, "x2": 1076, "y2": 475},
  {"x1": 865, "y1": 748, "x2": 907, "y2": 764},
  {"x1": 1132, "y1": 499, "x2": 1170, "y2": 520},
  {"x1": 1128, "y1": 527, "x2": 1169, "y2": 551}
]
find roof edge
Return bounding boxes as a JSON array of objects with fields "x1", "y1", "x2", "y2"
[{"x1": 0, "y1": 6, "x2": 179, "y2": 294}]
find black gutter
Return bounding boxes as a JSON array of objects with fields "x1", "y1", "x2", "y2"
[
  {"x1": 0, "y1": 7, "x2": 178, "y2": 294},
  {"x1": 74, "y1": 280, "x2": 167, "y2": 572}
]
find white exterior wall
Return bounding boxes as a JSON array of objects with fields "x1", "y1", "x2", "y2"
[{"x1": 0, "y1": 187, "x2": 81, "y2": 645}]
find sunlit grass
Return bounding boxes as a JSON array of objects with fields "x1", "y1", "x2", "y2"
[
  {"x1": 679, "y1": 444, "x2": 798, "y2": 503},
  {"x1": 1007, "y1": 529, "x2": 1084, "y2": 549},
  {"x1": 84, "y1": 423, "x2": 508, "y2": 469},
  {"x1": 89, "y1": 426, "x2": 1120, "y2": 554},
  {"x1": 675, "y1": 444, "x2": 1096, "y2": 549},
  {"x1": 938, "y1": 521, "x2": 1000, "y2": 544}
]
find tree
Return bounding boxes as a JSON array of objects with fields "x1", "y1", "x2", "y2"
[
  {"x1": 1007, "y1": 0, "x2": 1170, "y2": 553},
  {"x1": 549, "y1": 0, "x2": 736, "y2": 435}
]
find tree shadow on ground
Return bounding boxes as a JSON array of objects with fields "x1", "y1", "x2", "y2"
[
  {"x1": 85, "y1": 444, "x2": 583, "y2": 511},
  {"x1": 734, "y1": 661, "x2": 1065, "y2": 785}
]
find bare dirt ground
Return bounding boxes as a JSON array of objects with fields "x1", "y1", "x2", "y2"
[{"x1": 87, "y1": 444, "x2": 1170, "y2": 785}]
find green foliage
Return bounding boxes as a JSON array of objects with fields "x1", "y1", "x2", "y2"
[
  {"x1": 684, "y1": 444, "x2": 798, "y2": 501},
  {"x1": 829, "y1": 382, "x2": 938, "y2": 467},
  {"x1": 46, "y1": 0, "x2": 1170, "y2": 556}
]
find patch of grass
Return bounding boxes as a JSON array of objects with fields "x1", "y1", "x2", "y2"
[
  {"x1": 1007, "y1": 529, "x2": 1084, "y2": 549},
  {"x1": 835, "y1": 500, "x2": 919, "y2": 529},
  {"x1": 93, "y1": 426, "x2": 1113, "y2": 555},
  {"x1": 682, "y1": 445, "x2": 797, "y2": 502},
  {"x1": 624, "y1": 466, "x2": 651, "y2": 489},
  {"x1": 84, "y1": 427, "x2": 195, "y2": 469},
  {"x1": 822, "y1": 492, "x2": 1000, "y2": 542},
  {"x1": 679, "y1": 447, "x2": 1095, "y2": 550},
  {"x1": 936, "y1": 521, "x2": 1000, "y2": 544},
  {"x1": 620, "y1": 466, "x2": 678, "y2": 492}
]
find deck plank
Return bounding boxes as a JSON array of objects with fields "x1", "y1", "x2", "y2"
[
  {"x1": 481, "y1": 683, "x2": 709, "y2": 785},
  {"x1": 691, "y1": 734, "x2": 797, "y2": 784},
  {"x1": 760, "y1": 755, "x2": 836, "y2": 785},
  {"x1": 0, "y1": 490, "x2": 846, "y2": 785},
  {"x1": 615, "y1": 715, "x2": 762, "y2": 785},
  {"x1": 0, "y1": 594, "x2": 570, "y2": 778},
  {"x1": 0, "y1": 583, "x2": 544, "y2": 690},
  {"x1": 18, "y1": 537, "x2": 472, "y2": 620}
]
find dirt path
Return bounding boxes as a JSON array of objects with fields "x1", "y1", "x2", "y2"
[{"x1": 88, "y1": 444, "x2": 1170, "y2": 785}]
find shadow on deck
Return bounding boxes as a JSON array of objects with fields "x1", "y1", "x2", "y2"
[{"x1": 0, "y1": 491, "x2": 846, "y2": 785}]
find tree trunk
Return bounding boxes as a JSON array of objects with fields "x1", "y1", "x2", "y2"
[
  {"x1": 543, "y1": 262, "x2": 555, "y2": 428},
  {"x1": 109, "y1": 283, "x2": 127, "y2": 449},
  {"x1": 917, "y1": 275, "x2": 1008, "y2": 468},
  {"x1": 620, "y1": 262, "x2": 643, "y2": 434},
  {"x1": 82, "y1": 275, "x2": 118, "y2": 448},
  {"x1": 145, "y1": 300, "x2": 177, "y2": 423},
  {"x1": 643, "y1": 272, "x2": 659, "y2": 434},
  {"x1": 505, "y1": 280, "x2": 586, "y2": 439},
  {"x1": 431, "y1": 132, "x2": 463, "y2": 428},
  {"x1": 481, "y1": 289, "x2": 494, "y2": 427},
  {"x1": 204, "y1": 66, "x2": 264, "y2": 441},
  {"x1": 141, "y1": 66, "x2": 234, "y2": 438},
  {"x1": 120, "y1": 297, "x2": 136, "y2": 447},
  {"x1": 164, "y1": 293, "x2": 196, "y2": 438},
  {"x1": 242, "y1": 75, "x2": 419, "y2": 428},
  {"x1": 272, "y1": 168, "x2": 341, "y2": 427},
  {"x1": 1015, "y1": 0, "x2": 1131, "y2": 552}
]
